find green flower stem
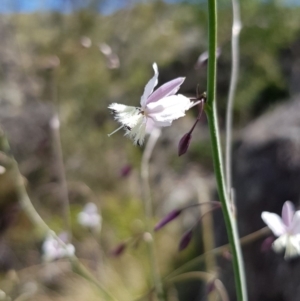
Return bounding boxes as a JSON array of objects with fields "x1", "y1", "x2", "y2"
[
  {"x1": 141, "y1": 128, "x2": 165, "y2": 301},
  {"x1": 168, "y1": 272, "x2": 229, "y2": 301},
  {"x1": 205, "y1": 0, "x2": 247, "y2": 300},
  {"x1": 12, "y1": 158, "x2": 118, "y2": 301},
  {"x1": 165, "y1": 226, "x2": 269, "y2": 281}
]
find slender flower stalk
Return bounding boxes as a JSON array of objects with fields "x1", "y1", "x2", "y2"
[
  {"x1": 168, "y1": 272, "x2": 229, "y2": 301},
  {"x1": 154, "y1": 201, "x2": 220, "y2": 231},
  {"x1": 141, "y1": 127, "x2": 165, "y2": 301},
  {"x1": 177, "y1": 204, "x2": 222, "y2": 251},
  {"x1": 205, "y1": 0, "x2": 247, "y2": 300},
  {"x1": 5, "y1": 151, "x2": 118, "y2": 300},
  {"x1": 50, "y1": 115, "x2": 72, "y2": 240},
  {"x1": 225, "y1": 0, "x2": 242, "y2": 193}
]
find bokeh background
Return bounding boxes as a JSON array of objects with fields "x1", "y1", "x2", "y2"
[{"x1": 0, "y1": 0, "x2": 300, "y2": 300}]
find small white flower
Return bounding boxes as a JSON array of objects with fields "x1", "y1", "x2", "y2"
[
  {"x1": 42, "y1": 232, "x2": 75, "y2": 262},
  {"x1": 78, "y1": 202, "x2": 102, "y2": 231},
  {"x1": 261, "y1": 201, "x2": 300, "y2": 259},
  {"x1": 108, "y1": 63, "x2": 195, "y2": 145}
]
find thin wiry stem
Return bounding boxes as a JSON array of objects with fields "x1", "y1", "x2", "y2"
[
  {"x1": 165, "y1": 226, "x2": 269, "y2": 281},
  {"x1": 141, "y1": 128, "x2": 165, "y2": 301},
  {"x1": 225, "y1": 0, "x2": 242, "y2": 192},
  {"x1": 134, "y1": 227, "x2": 270, "y2": 301},
  {"x1": 205, "y1": 0, "x2": 247, "y2": 300},
  {"x1": 50, "y1": 68, "x2": 72, "y2": 240},
  {"x1": 50, "y1": 114, "x2": 72, "y2": 240},
  {"x1": 193, "y1": 180, "x2": 216, "y2": 301},
  {"x1": 168, "y1": 272, "x2": 229, "y2": 301},
  {"x1": 8, "y1": 155, "x2": 118, "y2": 301}
]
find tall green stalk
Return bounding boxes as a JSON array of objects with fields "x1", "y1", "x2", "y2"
[
  {"x1": 205, "y1": 0, "x2": 247, "y2": 300},
  {"x1": 141, "y1": 128, "x2": 165, "y2": 301},
  {"x1": 225, "y1": 0, "x2": 242, "y2": 192}
]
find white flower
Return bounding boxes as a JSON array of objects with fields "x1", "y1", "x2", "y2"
[
  {"x1": 42, "y1": 232, "x2": 75, "y2": 262},
  {"x1": 261, "y1": 201, "x2": 300, "y2": 259},
  {"x1": 108, "y1": 63, "x2": 195, "y2": 145},
  {"x1": 78, "y1": 202, "x2": 102, "y2": 231}
]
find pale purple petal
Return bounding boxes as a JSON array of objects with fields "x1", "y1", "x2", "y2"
[
  {"x1": 145, "y1": 118, "x2": 169, "y2": 132},
  {"x1": 146, "y1": 77, "x2": 185, "y2": 105},
  {"x1": 145, "y1": 118, "x2": 156, "y2": 133},
  {"x1": 289, "y1": 211, "x2": 300, "y2": 235},
  {"x1": 147, "y1": 117, "x2": 172, "y2": 129},
  {"x1": 146, "y1": 94, "x2": 191, "y2": 123},
  {"x1": 282, "y1": 201, "x2": 295, "y2": 227},
  {"x1": 140, "y1": 63, "x2": 159, "y2": 108},
  {"x1": 261, "y1": 212, "x2": 286, "y2": 237}
]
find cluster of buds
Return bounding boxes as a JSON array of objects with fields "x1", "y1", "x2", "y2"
[
  {"x1": 77, "y1": 202, "x2": 102, "y2": 232},
  {"x1": 42, "y1": 232, "x2": 75, "y2": 262},
  {"x1": 109, "y1": 232, "x2": 150, "y2": 258},
  {"x1": 155, "y1": 201, "x2": 221, "y2": 251}
]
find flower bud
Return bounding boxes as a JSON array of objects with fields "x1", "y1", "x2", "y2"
[
  {"x1": 206, "y1": 279, "x2": 216, "y2": 294},
  {"x1": 260, "y1": 236, "x2": 275, "y2": 253},
  {"x1": 222, "y1": 250, "x2": 232, "y2": 261},
  {"x1": 110, "y1": 242, "x2": 127, "y2": 257},
  {"x1": 154, "y1": 209, "x2": 182, "y2": 231},
  {"x1": 178, "y1": 132, "x2": 192, "y2": 156},
  {"x1": 120, "y1": 164, "x2": 132, "y2": 178},
  {"x1": 178, "y1": 229, "x2": 193, "y2": 251}
]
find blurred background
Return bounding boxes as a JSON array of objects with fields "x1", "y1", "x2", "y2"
[{"x1": 0, "y1": 0, "x2": 300, "y2": 300}]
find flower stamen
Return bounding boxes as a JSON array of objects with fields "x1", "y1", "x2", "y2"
[{"x1": 107, "y1": 125, "x2": 125, "y2": 137}]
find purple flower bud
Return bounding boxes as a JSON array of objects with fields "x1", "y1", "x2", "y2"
[
  {"x1": 120, "y1": 164, "x2": 132, "y2": 178},
  {"x1": 178, "y1": 132, "x2": 192, "y2": 156},
  {"x1": 260, "y1": 236, "x2": 275, "y2": 253},
  {"x1": 154, "y1": 209, "x2": 182, "y2": 231},
  {"x1": 206, "y1": 279, "x2": 216, "y2": 294},
  {"x1": 222, "y1": 250, "x2": 232, "y2": 261},
  {"x1": 178, "y1": 229, "x2": 193, "y2": 251},
  {"x1": 110, "y1": 242, "x2": 127, "y2": 257}
]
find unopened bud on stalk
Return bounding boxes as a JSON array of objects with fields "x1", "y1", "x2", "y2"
[
  {"x1": 178, "y1": 133, "x2": 192, "y2": 156},
  {"x1": 178, "y1": 229, "x2": 193, "y2": 251},
  {"x1": 154, "y1": 209, "x2": 183, "y2": 231},
  {"x1": 120, "y1": 164, "x2": 132, "y2": 178},
  {"x1": 178, "y1": 94, "x2": 205, "y2": 156},
  {"x1": 206, "y1": 279, "x2": 216, "y2": 294},
  {"x1": 110, "y1": 242, "x2": 127, "y2": 257},
  {"x1": 260, "y1": 236, "x2": 275, "y2": 253}
]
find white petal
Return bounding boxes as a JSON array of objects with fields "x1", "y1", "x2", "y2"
[
  {"x1": 83, "y1": 202, "x2": 98, "y2": 214},
  {"x1": 261, "y1": 212, "x2": 286, "y2": 236},
  {"x1": 78, "y1": 212, "x2": 101, "y2": 229},
  {"x1": 126, "y1": 116, "x2": 147, "y2": 145},
  {"x1": 108, "y1": 103, "x2": 133, "y2": 113},
  {"x1": 108, "y1": 103, "x2": 142, "y2": 128},
  {"x1": 272, "y1": 235, "x2": 287, "y2": 253},
  {"x1": 284, "y1": 235, "x2": 300, "y2": 259},
  {"x1": 65, "y1": 244, "x2": 76, "y2": 257},
  {"x1": 146, "y1": 94, "x2": 192, "y2": 124},
  {"x1": 140, "y1": 63, "x2": 159, "y2": 108}
]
